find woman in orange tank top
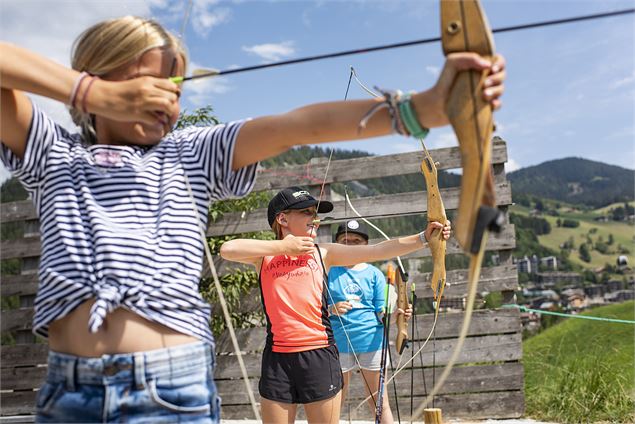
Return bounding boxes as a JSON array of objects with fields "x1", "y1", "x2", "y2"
[{"x1": 220, "y1": 187, "x2": 451, "y2": 424}]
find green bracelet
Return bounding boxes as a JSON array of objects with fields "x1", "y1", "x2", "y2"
[{"x1": 398, "y1": 94, "x2": 430, "y2": 139}]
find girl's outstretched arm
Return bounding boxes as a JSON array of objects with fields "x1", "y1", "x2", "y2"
[
  {"x1": 231, "y1": 52, "x2": 505, "y2": 170},
  {"x1": 323, "y1": 221, "x2": 450, "y2": 268},
  {"x1": 0, "y1": 42, "x2": 180, "y2": 158},
  {"x1": 220, "y1": 234, "x2": 315, "y2": 266}
]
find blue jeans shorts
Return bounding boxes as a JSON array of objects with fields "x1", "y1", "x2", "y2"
[
  {"x1": 339, "y1": 349, "x2": 382, "y2": 373},
  {"x1": 36, "y1": 341, "x2": 220, "y2": 423}
]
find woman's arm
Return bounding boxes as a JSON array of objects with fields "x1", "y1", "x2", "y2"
[
  {"x1": 0, "y1": 42, "x2": 180, "y2": 158},
  {"x1": 324, "y1": 220, "x2": 450, "y2": 268},
  {"x1": 231, "y1": 52, "x2": 506, "y2": 170},
  {"x1": 323, "y1": 234, "x2": 423, "y2": 269},
  {"x1": 219, "y1": 234, "x2": 316, "y2": 265}
]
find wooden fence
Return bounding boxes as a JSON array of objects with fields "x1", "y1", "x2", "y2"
[{"x1": 1, "y1": 138, "x2": 523, "y2": 421}]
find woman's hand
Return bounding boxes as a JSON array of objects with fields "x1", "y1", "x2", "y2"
[
  {"x1": 395, "y1": 304, "x2": 413, "y2": 321},
  {"x1": 281, "y1": 234, "x2": 315, "y2": 256},
  {"x1": 88, "y1": 76, "x2": 181, "y2": 127},
  {"x1": 424, "y1": 219, "x2": 452, "y2": 242},
  {"x1": 331, "y1": 301, "x2": 353, "y2": 316},
  {"x1": 413, "y1": 53, "x2": 506, "y2": 128}
]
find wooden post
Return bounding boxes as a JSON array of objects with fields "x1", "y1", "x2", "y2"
[{"x1": 423, "y1": 408, "x2": 443, "y2": 424}]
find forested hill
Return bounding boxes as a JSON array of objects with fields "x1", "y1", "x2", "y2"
[{"x1": 509, "y1": 157, "x2": 634, "y2": 208}]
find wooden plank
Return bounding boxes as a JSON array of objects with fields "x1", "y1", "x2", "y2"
[
  {"x1": 1, "y1": 309, "x2": 34, "y2": 334},
  {"x1": 0, "y1": 200, "x2": 35, "y2": 224},
  {"x1": 205, "y1": 183, "x2": 512, "y2": 236},
  {"x1": 252, "y1": 139, "x2": 509, "y2": 192},
  {"x1": 215, "y1": 363, "x2": 522, "y2": 405},
  {"x1": 0, "y1": 223, "x2": 516, "y2": 263},
  {"x1": 214, "y1": 332, "x2": 521, "y2": 380},
  {"x1": 215, "y1": 308, "x2": 520, "y2": 354},
  {"x1": 412, "y1": 264, "x2": 518, "y2": 298},
  {"x1": 0, "y1": 238, "x2": 41, "y2": 261},
  {"x1": 0, "y1": 391, "x2": 37, "y2": 417},
  {"x1": 1, "y1": 345, "x2": 48, "y2": 368},
  {"x1": 1, "y1": 367, "x2": 46, "y2": 391},
  {"x1": 0, "y1": 260, "x2": 518, "y2": 303},
  {"x1": 219, "y1": 390, "x2": 523, "y2": 420},
  {"x1": 0, "y1": 191, "x2": 514, "y2": 261},
  {"x1": 1, "y1": 275, "x2": 39, "y2": 298}
]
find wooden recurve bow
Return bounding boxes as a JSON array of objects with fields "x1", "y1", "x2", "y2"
[
  {"x1": 412, "y1": 0, "x2": 504, "y2": 419},
  {"x1": 419, "y1": 144, "x2": 447, "y2": 310}
]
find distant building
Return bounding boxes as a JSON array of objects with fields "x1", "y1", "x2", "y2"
[
  {"x1": 617, "y1": 255, "x2": 628, "y2": 266},
  {"x1": 536, "y1": 272, "x2": 583, "y2": 286},
  {"x1": 516, "y1": 256, "x2": 532, "y2": 274},
  {"x1": 584, "y1": 284, "x2": 605, "y2": 298},
  {"x1": 530, "y1": 255, "x2": 539, "y2": 274},
  {"x1": 605, "y1": 290, "x2": 635, "y2": 302},
  {"x1": 540, "y1": 256, "x2": 558, "y2": 271},
  {"x1": 606, "y1": 280, "x2": 624, "y2": 292}
]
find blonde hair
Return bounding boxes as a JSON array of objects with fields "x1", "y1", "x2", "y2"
[
  {"x1": 70, "y1": 16, "x2": 188, "y2": 144},
  {"x1": 272, "y1": 219, "x2": 284, "y2": 240}
]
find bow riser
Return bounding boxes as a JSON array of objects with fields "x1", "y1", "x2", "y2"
[
  {"x1": 441, "y1": 0, "x2": 499, "y2": 254},
  {"x1": 420, "y1": 155, "x2": 447, "y2": 299}
]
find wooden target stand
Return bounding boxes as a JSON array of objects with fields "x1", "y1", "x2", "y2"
[{"x1": 423, "y1": 408, "x2": 443, "y2": 424}]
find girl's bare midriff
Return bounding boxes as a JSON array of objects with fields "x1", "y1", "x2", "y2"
[{"x1": 48, "y1": 299, "x2": 199, "y2": 357}]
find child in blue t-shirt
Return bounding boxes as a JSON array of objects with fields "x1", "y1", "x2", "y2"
[{"x1": 328, "y1": 220, "x2": 411, "y2": 424}]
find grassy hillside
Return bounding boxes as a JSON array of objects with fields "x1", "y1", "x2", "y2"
[
  {"x1": 510, "y1": 203, "x2": 634, "y2": 270},
  {"x1": 524, "y1": 301, "x2": 635, "y2": 422}
]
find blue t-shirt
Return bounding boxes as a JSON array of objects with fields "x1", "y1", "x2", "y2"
[{"x1": 327, "y1": 264, "x2": 386, "y2": 353}]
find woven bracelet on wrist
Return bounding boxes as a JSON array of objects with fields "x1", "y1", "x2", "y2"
[{"x1": 399, "y1": 94, "x2": 430, "y2": 140}]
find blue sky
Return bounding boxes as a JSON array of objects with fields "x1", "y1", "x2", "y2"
[{"x1": 1, "y1": 0, "x2": 633, "y2": 183}]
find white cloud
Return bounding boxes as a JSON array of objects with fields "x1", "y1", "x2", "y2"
[
  {"x1": 192, "y1": 5, "x2": 231, "y2": 37},
  {"x1": 505, "y1": 158, "x2": 521, "y2": 173},
  {"x1": 610, "y1": 71, "x2": 635, "y2": 90},
  {"x1": 428, "y1": 131, "x2": 457, "y2": 149},
  {"x1": 184, "y1": 74, "x2": 233, "y2": 106},
  {"x1": 242, "y1": 41, "x2": 296, "y2": 62}
]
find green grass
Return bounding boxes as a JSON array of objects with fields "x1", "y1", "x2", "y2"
[
  {"x1": 510, "y1": 204, "x2": 634, "y2": 269},
  {"x1": 524, "y1": 301, "x2": 635, "y2": 423}
]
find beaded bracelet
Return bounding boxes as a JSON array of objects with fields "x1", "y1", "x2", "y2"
[
  {"x1": 69, "y1": 72, "x2": 89, "y2": 109},
  {"x1": 358, "y1": 88, "x2": 409, "y2": 136},
  {"x1": 81, "y1": 76, "x2": 99, "y2": 114},
  {"x1": 398, "y1": 93, "x2": 430, "y2": 140}
]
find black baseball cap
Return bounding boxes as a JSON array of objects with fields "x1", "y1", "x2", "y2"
[
  {"x1": 267, "y1": 187, "x2": 334, "y2": 227},
  {"x1": 334, "y1": 220, "x2": 369, "y2": 241}
]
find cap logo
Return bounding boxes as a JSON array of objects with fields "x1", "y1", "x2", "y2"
[
  {"x1": 347, "y1": 220, "x2": 360, "y2": 230},
  {"x1": 292, "y1": 190, "x2": 310, "y2": 198}
]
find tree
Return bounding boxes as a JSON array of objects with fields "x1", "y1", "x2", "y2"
[
  {"x1": 535, "y1": 198, "x2": 544, "y2": 211},
  {"x1": 579, "y1": 244, "x2": 592, "y2": 263},
  {"x1": 607, "y1": 233, "x2": 614, "y2": 245}
]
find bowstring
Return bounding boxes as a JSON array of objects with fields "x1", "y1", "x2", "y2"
[
  {"x1": 172, "y1": 1, "x2": 260, "y2": 419},
  {"x1": 346, "y1": 67, "x2": 451, "y2": 416},
  {"x1": 309, "y1": 68, "x2": 379, "y2": 417}
]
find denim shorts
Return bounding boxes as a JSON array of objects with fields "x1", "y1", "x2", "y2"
[
  {"x1": 36, "y1": 341, "x2": 220, "y2": 423},
  {"x1": 339, "y1": 349, "x2": 382, "y2": 373}
]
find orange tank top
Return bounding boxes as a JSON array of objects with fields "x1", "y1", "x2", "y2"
[{"x1": 259, "y1": 251, "x2": 333, "y2": 353}]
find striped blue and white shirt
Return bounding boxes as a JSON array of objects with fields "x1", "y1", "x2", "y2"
[{"x1": 0, "y1": 103, "x2": 257, "y2": 345}]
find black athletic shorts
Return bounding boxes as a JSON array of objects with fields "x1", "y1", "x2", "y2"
[{"x1": 259, "y1": 344, "x2": 343, "y2": 404}]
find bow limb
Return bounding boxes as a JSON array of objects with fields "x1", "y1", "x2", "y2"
[
  {"x1": 419, "y1": 143, "x2": 447, "y2": 306},
  {"x1": 412, "y1": 0, "x2": 504, "y2": 419}
]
